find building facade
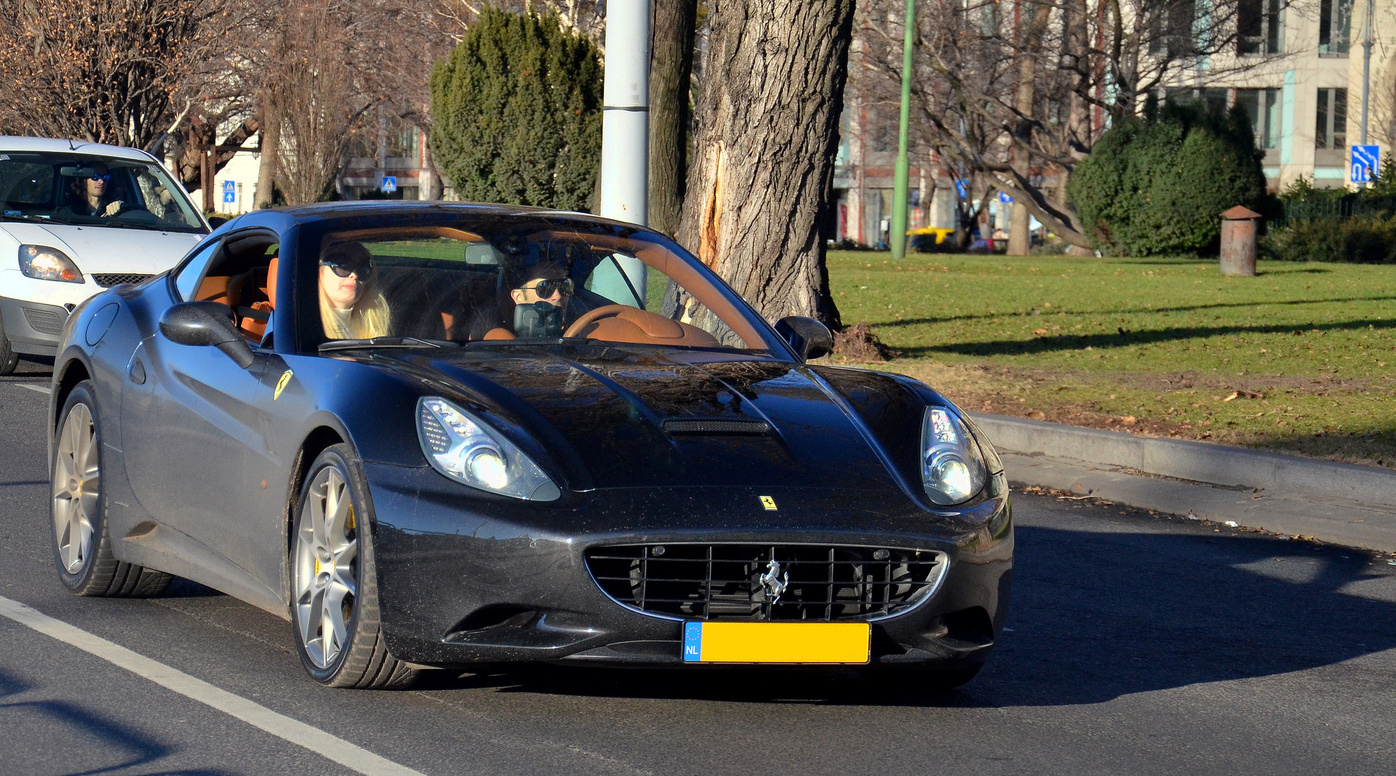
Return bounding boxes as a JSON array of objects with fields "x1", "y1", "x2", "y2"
[{"x1": 1163, "y1": 0, "x2": 1396, "y2": 191}]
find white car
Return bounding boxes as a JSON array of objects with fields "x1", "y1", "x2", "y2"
[{"x1": 0, "y1": 137, "x2": 209, "y2": 374}]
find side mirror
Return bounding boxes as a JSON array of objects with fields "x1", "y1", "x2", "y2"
[
  {"x1": 774, "y1": 316, "x2": 833, "y2": 361},
  {"x1": 159, "y1": 301, "x2": 256, "y2": 369},
  {"x1": 206, "y1": 216, "x2": 229, "y2": 228}
]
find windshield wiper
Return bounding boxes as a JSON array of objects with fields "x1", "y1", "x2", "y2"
[{"x1": 318, "y1": 336, "x2": 456, "y2": 352}]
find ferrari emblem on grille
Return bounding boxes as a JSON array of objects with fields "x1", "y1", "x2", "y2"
[
  {"x1": 760, "y1": 559, "x2": 789, "y2": 607},
  {"x1": 759, "y1": 496, "x2": 777, "y2": 511}
]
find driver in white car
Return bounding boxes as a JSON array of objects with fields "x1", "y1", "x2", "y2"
[{"x1": 57, "y1": 162, "x2": 125, "y2": 218}]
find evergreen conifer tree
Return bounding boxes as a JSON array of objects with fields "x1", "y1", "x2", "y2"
[{"x1": 429, "y1": 11, "x2": 602, "y2": 211}]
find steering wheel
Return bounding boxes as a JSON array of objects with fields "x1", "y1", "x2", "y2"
[{"x1": 563, "y1": 304, "x2": 634, "y2": 338}]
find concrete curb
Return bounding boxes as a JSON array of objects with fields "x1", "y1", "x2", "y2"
[{"x1": 970, "y1": 412, "x2": 1396, "y2": 551}]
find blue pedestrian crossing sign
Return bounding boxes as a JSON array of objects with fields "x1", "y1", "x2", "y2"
[
  {"x1": 221, "y1": 180, "x2": 235, "y2": 205},
  {"x1": 381, "y1": 176, "x2": 397, "y2": 193},
  {"x1": 1351, "y1": 145, "x2": 1380, "y2": 184},
  {"x1": 998, "y1": 191, "x2": 1013, "y2": 204}
]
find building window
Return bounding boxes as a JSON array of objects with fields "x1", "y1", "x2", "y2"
[
  {"x1": 388, "y1": 125, "x2": 420, "y2": 162},
  {"x1": 1315, "y1": 88, "x2": 1347, "y2": 150},
  {"x1": 1318, "y1": 0, "x2": 1354, "y2": 56},
  {"x1": 1238, "y1": 0, "x2": 1283, "y2": 55},
  {"x1": 1149, "y1": 1, "x2": 1197, "y2": 57},
  {"x1": 1164, "y1": 87, "x2": 1229, "y2": 115},
  {"x1": 1235, "y1": 88, "x2": 1281, "y2": 150}
]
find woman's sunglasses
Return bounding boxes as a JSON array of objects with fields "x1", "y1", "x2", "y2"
[
  {"x1": 522, "y1": 278, "x2": 574, "y2": 297},
  {"x1": 322, "y1": 260, "x2": 374, "y2": 278},
  {"x1": 89, "y1": 173, "x2": 111, "y2": 183}
]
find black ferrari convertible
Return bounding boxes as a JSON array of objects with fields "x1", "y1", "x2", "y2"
[{"x1": 47, "y1": 202, "x2": 1011, "y2": 689}]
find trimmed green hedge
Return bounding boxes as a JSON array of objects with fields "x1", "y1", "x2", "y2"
[
  {"x1": 1068, "y1": 102, "x2": 1267, "y2": 256},
  {"x1": 1261, "y1": 216, "x2": 1396, "y2": 263},
  {"x1": 1262, "y1": 156, "x2": 1396, "y2": 263}
]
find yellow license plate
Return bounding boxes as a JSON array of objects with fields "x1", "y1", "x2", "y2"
[{"x1": 682, "y1": 621, "x2": 870, "y2": 664}]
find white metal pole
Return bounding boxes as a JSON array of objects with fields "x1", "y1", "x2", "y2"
[
  {"x1": 1361, "y1": 0, "x2": 1374, "y2": 145},
  {"x1": 598, "y1": 0, "x2": 651, "y2": 300}
]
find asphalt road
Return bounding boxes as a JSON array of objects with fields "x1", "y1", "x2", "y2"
[{"x1": 2, "y1": 357, "x2": 1394, "y2": 776}]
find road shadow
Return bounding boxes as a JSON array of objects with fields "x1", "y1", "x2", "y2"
[
  {"x1": 0, "y1": 670, "x2": 235, "y2": 776},
  {"x1": 901, "y1": 316, "x2": 1396, "y2": 358},
  {"x1": 874, "y1": 292, "x2": 1396, "y2": 330},
  {"x1": 413, "y1": 520, "x2": 1396, "y2": 708}
]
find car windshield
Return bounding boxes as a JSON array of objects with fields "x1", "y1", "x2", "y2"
[
  {"x1": 309, "y1": 221, "x2": 778, "y2": 353},
  {"x1": 0, "y1": 150, "x2": 206, "y2": 233}
]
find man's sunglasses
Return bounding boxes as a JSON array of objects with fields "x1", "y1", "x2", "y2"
[
  {"x1": 522, "y1": 278, "x2": 574, "y2": 297},
  {"x1": 321, "y1": 260, "x2": 374, "y2": 278},
  {"x1": 89, "y1": 173, "x2": 111, "y2": 183}
]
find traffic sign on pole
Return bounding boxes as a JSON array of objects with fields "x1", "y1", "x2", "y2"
[
  {"x1": 221, "y1": 180, "x2": 235, "y2": 205},
  {"x1": 1351, "y1": 145, "x2": 1380, "y2": 184},
  {"x1": 381, "y1": 176, "x2": 397, "y2": 193}
]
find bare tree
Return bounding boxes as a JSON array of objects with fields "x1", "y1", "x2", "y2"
[
  {"x1": 678, "y1": 0, "x2": 855, "y2": 328},
  {"x1": 0, "y1": 0, "x2": 249, "y2": 149},
  {"x1": 860, "y1": 0, "x2": 1293, "y2": 251},
  {"x1": 250, "y1": 0, "x2": 452, "y2": 205},
  {"x1": 434, "y1": 0, "x2": 605, "y2": 41}
]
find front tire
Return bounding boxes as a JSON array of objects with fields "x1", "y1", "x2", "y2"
[
  {"x1": 51, "y1": 381, "x2": 171, "y2": 596},
  {"x1": 291, "y1": 444, "x2": 415, "y2": 689},
  {"x1": 0, "y1": 317, "x2": 18, "y2": 376}
]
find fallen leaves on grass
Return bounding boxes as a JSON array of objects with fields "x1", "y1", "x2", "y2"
[{"x1": 1222, "y1": 390, "x2": 1265, "y2": 402}]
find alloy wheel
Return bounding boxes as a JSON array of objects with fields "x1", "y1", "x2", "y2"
[
  {"x1": 52, "y1": 402, "x2": 98, "y2": 573},
  {"x1": 294, "y1": 464, "x2": 360, "y2": 669}
]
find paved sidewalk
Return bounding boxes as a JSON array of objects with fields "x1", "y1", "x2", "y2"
[{"x1": 971, "y1": 413, "x2": 1396, "y2": 552}]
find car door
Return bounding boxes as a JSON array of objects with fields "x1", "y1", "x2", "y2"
[{"x1": 120, "y1": 231, "x2": 284, "y2": 592}]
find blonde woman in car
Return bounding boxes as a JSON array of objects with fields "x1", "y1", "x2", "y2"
[{"x1": 318, "y1": 242, "x2": 391, "y2": 339}]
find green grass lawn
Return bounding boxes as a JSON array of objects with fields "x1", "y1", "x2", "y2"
[{"x1": 827, "y1": 251, "x2": 1396, "y2": 468}]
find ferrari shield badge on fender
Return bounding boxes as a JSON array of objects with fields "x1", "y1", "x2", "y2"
[
  {"x1": 759, "y1": 496, "x2": 777, "y2": 511},
  {"x1": 274, "y1": 370, "x2": 294, "y2": 401}
]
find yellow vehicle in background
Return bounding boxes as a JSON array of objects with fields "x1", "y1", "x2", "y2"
[{"x1": 907, "y1": 226, "x2": 956, "y2": 251}]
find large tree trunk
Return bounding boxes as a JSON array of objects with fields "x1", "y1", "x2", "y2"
[
  {"x1": 254, "y1": 103, "x2": 281, "y2": 210},
  {"x1": 1008, "y1": 3, "x2": 1054, "y2": 256},
  {"x1": 677, "y1": 0, "x2": 854, "y2": 330},
  {"x1": 647, "y1": 0, "x2": 697, "y2": 237}
]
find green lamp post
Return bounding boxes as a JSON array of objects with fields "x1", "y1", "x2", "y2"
[{"x1": 890, "y1": 0, "x2": 915, "y2": 258}]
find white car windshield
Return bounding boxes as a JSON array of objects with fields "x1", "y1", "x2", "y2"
[{"x1": 0, "y1": 151, "x2": 205, "y2": 233}]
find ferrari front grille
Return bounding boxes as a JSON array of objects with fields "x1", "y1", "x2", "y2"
[
  {"x1": 586, "y1": 544, "x2": 948, "y2": 622},
  {"x1": 93, "y1": 273, "x2": 152, "y2": 288}
]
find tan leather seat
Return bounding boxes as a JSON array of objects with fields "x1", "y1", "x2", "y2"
[{"x1": 238, "y1": 255, "x2": 278, "y2": 341}]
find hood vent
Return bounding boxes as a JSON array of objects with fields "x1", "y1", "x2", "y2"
[{"x1": 662, "y1": 418, "x2": 771, "y2": 436}]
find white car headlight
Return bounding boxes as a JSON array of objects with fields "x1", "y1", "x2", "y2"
[
  {"x1": 921, "y1": 407, "x2": 987, "y2": 506},
  {"x1": 417, "y1": 397, "x2": 561, "y2": 501},
  {"x1": 19, "y1": 245, "x2": 84, "y2": 283}
]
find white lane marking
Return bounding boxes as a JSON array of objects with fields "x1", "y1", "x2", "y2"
[
  {"x1": 14, "y1": 383, "x2": 51, "y2": 395},
  {"x1": 0, "y1": 595, "x2": 425, "y2": 776}
]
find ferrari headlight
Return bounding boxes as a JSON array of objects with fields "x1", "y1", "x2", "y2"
[
  {"x1": 19, "y1": 245, "x2": 84, "y2": 283},
  {"x1": 921, "y1": 407, "x2": 987, "y2": 506},
  {"x1": 417, "y1": 397, "x2": 561, "y2": 501}
]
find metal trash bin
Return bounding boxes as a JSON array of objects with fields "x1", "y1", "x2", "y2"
[{"x1": 1219, "y1": 205, "x2": 1261, "y2": 276}]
